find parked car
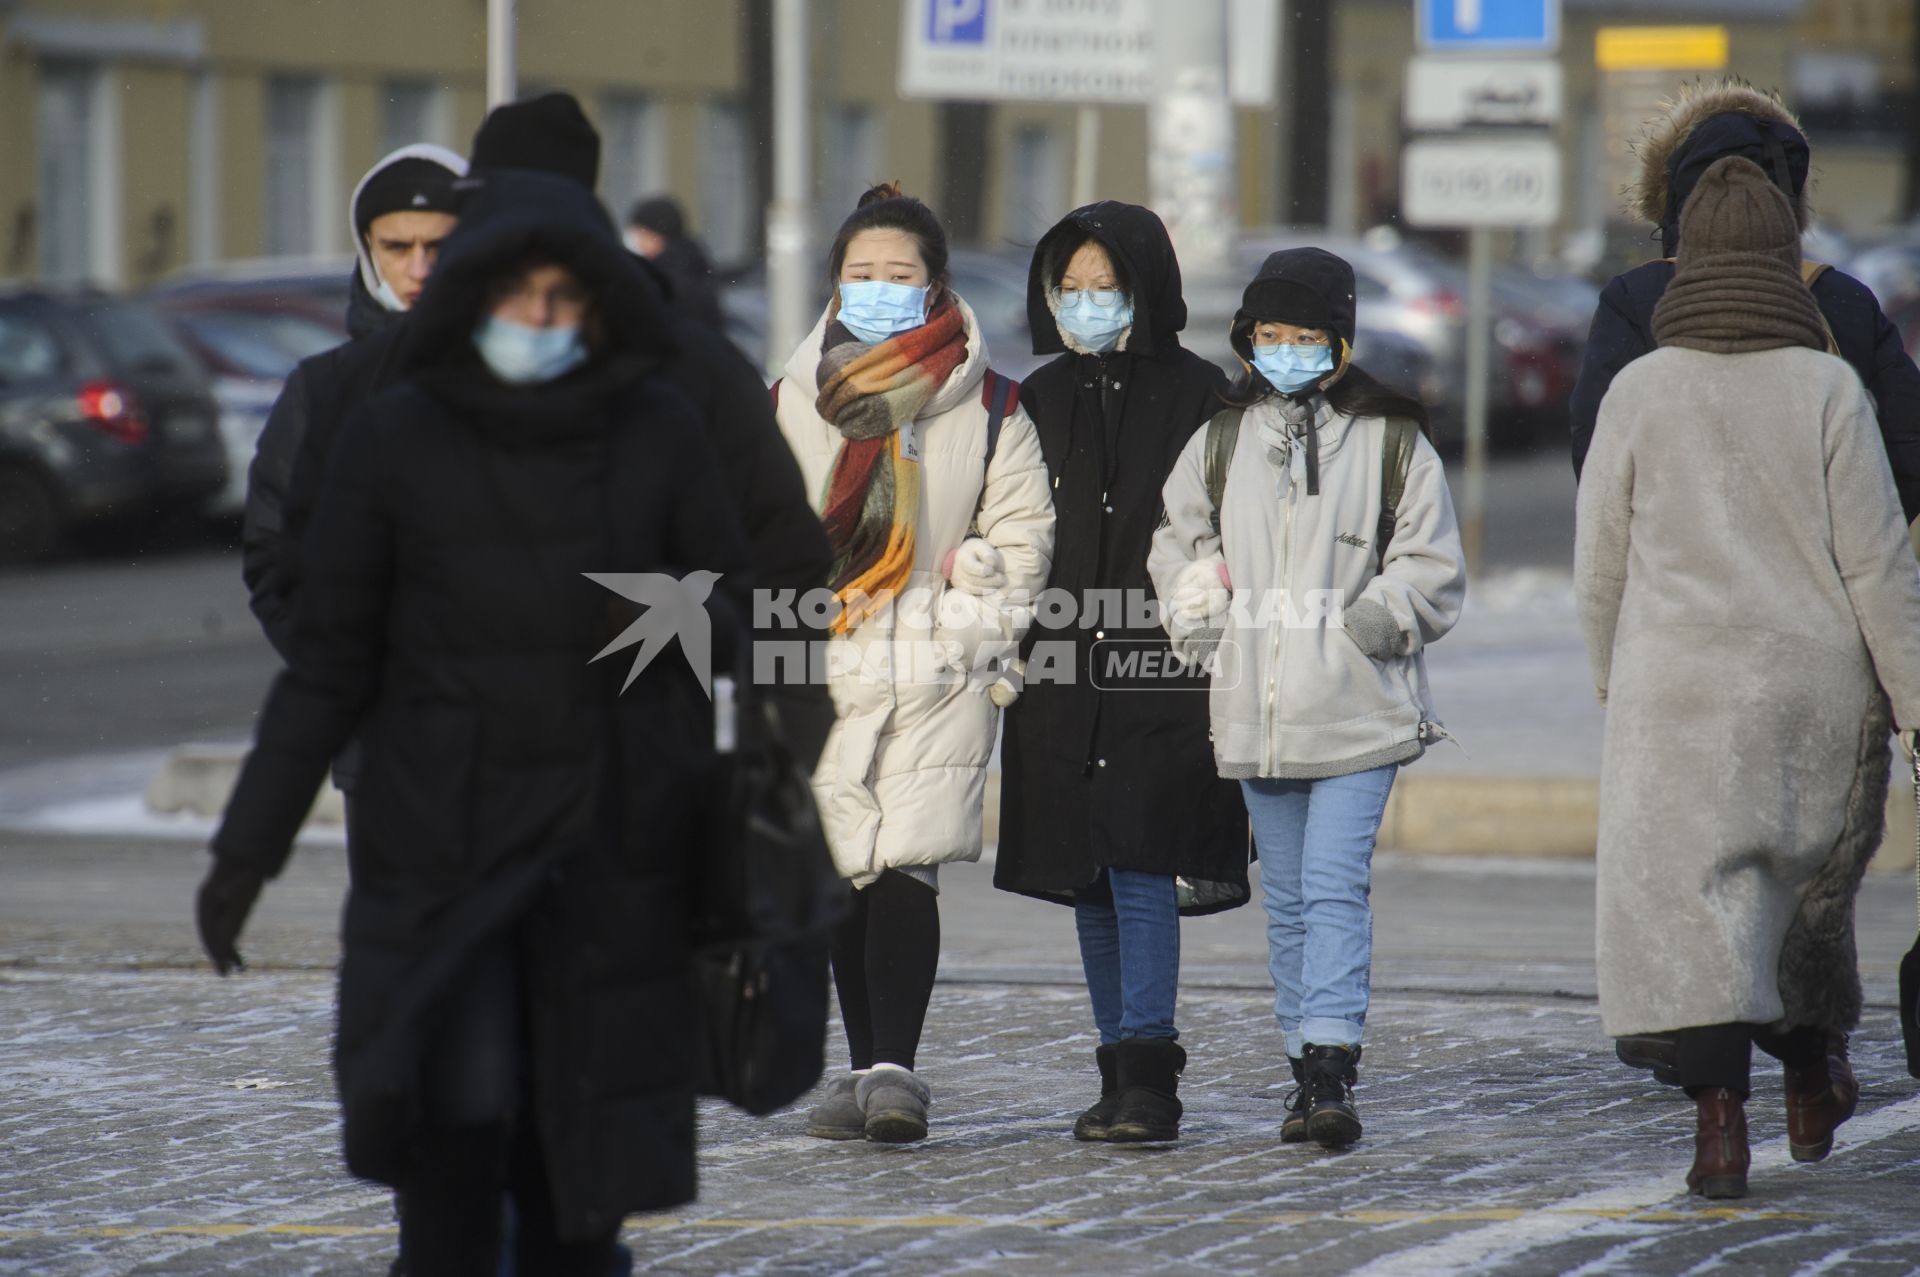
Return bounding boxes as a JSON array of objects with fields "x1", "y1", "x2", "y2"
[
  {"x1": 146, "y1": 290, "x2": 346, "y2": 515},
  {"x1": 0, "y1": 289, "x2": 227, "y2": 562}
]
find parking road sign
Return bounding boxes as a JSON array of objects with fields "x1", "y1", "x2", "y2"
[
  {"x1": 1418, "y1": 0, "x2": 1560, "y2": 52},
  {"x1": 1402, "y1": 137, "x2": 1561, "y2": 227}
]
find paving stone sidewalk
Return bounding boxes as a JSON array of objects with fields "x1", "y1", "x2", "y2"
[{"x1": 3, "y1": 840, "x2": 1919, "y2": 1276}]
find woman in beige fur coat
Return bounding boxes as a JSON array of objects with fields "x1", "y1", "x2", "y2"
[{"x1": 1576, "y1": 156, "x2": 1920, "y2": 1200}]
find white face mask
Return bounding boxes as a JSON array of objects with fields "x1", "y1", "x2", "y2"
[{"x1": 371, "y1": 270, "x2": 410, "y2": 313}]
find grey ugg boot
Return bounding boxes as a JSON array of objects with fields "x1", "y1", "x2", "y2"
[
  {"x1": 856, "y1": 1066, "x2": 931, "y2": 1143},
  {"x1": 1072, "y1": 1045, "x2": 1121, "y2": 1141},
  {"x1": 804, "y1": 1074, "x2": 866, "y2": 1140}
]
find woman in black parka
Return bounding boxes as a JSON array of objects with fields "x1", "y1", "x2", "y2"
[
  {"x1": 995, "y1": 202, "x2": 1249, "y2": 1144},
  {"x1": 195, "y1": 170, "x2": 749, "y2": 1275}
]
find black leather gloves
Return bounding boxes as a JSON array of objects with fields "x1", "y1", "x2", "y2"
[{"x1": 196, "y1": 856, "x2": 267, "y2": 976}]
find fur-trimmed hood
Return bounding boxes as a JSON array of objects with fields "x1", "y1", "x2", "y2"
[{"x1": 1630, "y1": 78, "x2": 1810, "y2": 257}]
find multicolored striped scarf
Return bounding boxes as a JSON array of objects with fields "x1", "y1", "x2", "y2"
[{"x1": 815, "y1": 294, "x2": 969, "y2": 634}]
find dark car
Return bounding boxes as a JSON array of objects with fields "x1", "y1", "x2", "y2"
[{"x1": 0, "y1": 289, "x2": 226, "y2": 562}]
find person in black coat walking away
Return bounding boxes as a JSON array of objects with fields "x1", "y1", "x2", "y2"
[
  {"x1": 994, "y1": 202, "x2": 1250, "y2": 1144},
  {"x1": 194, "y1": 168, "x2": 750, "y2": 1277},
  {"x1": 1568, "y1": 76, "x2": 1920, "y2": 521},
  {"x1": 627, "y1": 195, "x2": 727, "y2": 331}
]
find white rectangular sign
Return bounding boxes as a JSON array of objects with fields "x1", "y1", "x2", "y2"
[
  {"x1": 1402, "y1": 137, "x2": 1561, "y2": 227},
  {"x1": 1405, "y1": 56, "x2": 1563, "y2": 129},
  {"x1": 899, "y1": 0, "x2": 1276, "y2": 106}
]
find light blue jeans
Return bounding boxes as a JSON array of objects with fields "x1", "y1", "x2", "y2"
[
  {"x1": 1241, "y1": 765, "x2": 1398, "y2": 1059},
  {"x1": 1073, "y1": 867, "x2": 1180, "y2": 1044}
]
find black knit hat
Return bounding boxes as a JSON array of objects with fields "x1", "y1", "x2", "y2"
[
  {"x1": 353, "y1": 157, "x2": 462, "y2": 238},
  {"x1": 469, "y1": 92, "x2": 600, "y2": 188},
  {"x1": 1230, "y1": 247, "x2": 1357, "y2": 364},
  {"x1": 627, "y1": 196, "x2": 686, "y2": 239}
]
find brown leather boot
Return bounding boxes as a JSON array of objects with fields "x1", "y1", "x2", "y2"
[
  {"x1": 1687, "y1": 1088, "x2": 1750, "y2": 1199},
  {"x1": 1784, "y1": 1032, "x2": 1858, "y2": 1163}
]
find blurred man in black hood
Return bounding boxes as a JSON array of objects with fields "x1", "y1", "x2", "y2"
[
  {"x1": 626, "y1": 195, "x2": 726, "y2": 330},
  {"x1": 1568, "y1": 78, "x2": 1920, "y2": 521}
]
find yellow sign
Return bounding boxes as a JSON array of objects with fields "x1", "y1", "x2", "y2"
[{"x1": 1596, "y1": 26, "x2": 1729, "y2": 72}]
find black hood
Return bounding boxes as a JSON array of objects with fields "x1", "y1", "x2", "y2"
[
  {"x1": 1026, "y1": 201, "x2": 1186, "y2": 358},
  {"x1": 1659, "y1": 110, "x2": 1809, "y2": 257},
  {"x1": 403, "y1": 169, "x2": 676, "y2": 375},
  {"x1": 1229, "y1": 248, "x2": 1356, "y2": 366}
]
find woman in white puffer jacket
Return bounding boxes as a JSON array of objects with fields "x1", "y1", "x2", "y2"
[{"x1": 775, "y1": 183, "x2": 1055, "y2": 1144}]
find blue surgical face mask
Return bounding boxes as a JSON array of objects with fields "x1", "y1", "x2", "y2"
[
  {"x1": 836, "y1": 280, "x2": 928, "y2": 345},
  {"x1": 473, "y1": 315, "x2": 589, "y2": 385},
  {"x1": 1054, "y1": 289, "x2": 1133, "y2": 352},
  {"x1": 1252, "y1": 342, "x2": 1336, "y2": 394}
]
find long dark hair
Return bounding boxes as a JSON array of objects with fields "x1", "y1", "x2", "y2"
[{"x1": 826, "y1": 181, "x2": 951, "y2": 290}]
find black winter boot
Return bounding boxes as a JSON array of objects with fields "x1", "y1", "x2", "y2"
[
  {"x1": 1303, "y1": 1043, "x2": 1362, "y2": 1149},
  {"x1": 1107, "y1": 1039, "x2": 1185, "y2": 1143},
  {"x1": 1281, "y1": 1057, "x2": 1310, "y2": 1144},
  {"x1": 1072, "y1": 1045, "x2": 1121, "y2": 1141}
]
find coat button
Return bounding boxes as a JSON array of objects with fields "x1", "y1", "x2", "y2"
[
  {"x1": 1095, "y1": 630, "x2": 1105, "y2": 640},
  {"x1": 1097, "y1": 759, "x2": 1107, "y2": 767}
]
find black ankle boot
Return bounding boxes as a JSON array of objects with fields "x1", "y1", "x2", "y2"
[
  {"x1": 1281, "y1": 1056, "x2": 1310, "y2": 1144},
  {"x1": 1072, "y1": 1044, "x2": 1120, "y2": 1141},
  {"x1": 1107, "y1": 1039, "x2": 1186, "y2": 1143},
  {"x1": 1303, "y1": 1043, "x2": 1362, "y2": 1149}
]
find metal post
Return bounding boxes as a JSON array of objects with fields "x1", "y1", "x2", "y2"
[
  {"x1": 1150, "y1": 0, "x2": 1234, "y2": 279},
  {"x1": 487, "y1": 0, "x2": 517, "y2": 108},
  {"x1": 1072, "y1": 105, "x2": 1100, "y2": 210},
  {"x1": 1462, "y1": 225, "x2": 1492, "y2": 580},
  {"x1": 765, "y1": 0, "x2": 813, "y2": 378}
]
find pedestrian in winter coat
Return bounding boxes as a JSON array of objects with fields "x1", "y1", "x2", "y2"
[
  {"x1": 1575, "y1": 157, "x2": 1920, "y2": 1201},
  {"x1": 243, "y1": 142, "x2": 465, "y2": 661},
  {"x1": 1150, "y1": 248, "x2": 1465, "y2": 1149},
  {"x1": 993, "y1": 201, "x2": 1249, "y2": 1145},
  {"x1": 1568, "y1": 77, "x2": 1920, "y2": 522},
  {"x1": 195, "y1": 169, "x2": 750, "y2": 1275},
  {"x1": 627, "y1": 195, "x2": 727, "y2": 331},
  {"x1": 776, "y1": 183, "x2": 1056, "y2": 1143}
]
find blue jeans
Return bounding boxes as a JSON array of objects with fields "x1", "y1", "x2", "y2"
[
  {"x1": 1241, "y1": 766, "x2": 1398, "y2": 1059},
  {"x1": 1073, "y1": 867, "x2": 1180, "y2": 1044}
]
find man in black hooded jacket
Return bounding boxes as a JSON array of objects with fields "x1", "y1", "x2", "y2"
[{"x1": 1568, "y1": 78, "x2": 1920, "y2": 522}]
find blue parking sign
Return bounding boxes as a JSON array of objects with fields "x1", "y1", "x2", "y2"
[
  {"x1": 1418, "y1": 0, "x2": 1558, "y2": 51},
  {"x1": 928, "y1": 0, "x2": 988, "y2": 44}
]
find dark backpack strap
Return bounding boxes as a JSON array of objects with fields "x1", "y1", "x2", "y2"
[
  {"x1": 1376, "y1": 417, "x2": 1418, "y2": 569},
  {"x1": 980, "y1": 369, "x2": 1018, "y2": 467},
  {"x1": 1203, "y1": 408, "x2": 1244, "y2": 533}
]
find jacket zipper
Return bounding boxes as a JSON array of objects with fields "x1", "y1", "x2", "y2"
[{"x1": 1265, "y1": 470, "x2": 1296, "y2": 776}]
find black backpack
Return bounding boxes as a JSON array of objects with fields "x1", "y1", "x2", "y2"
[{"x1": 1202, "y1": 407, "x2": 1419, "y2": 567}]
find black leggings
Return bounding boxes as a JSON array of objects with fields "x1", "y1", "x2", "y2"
[
  {"x1": 829, "y1": 869, "x2": 941, "y2": 1071},
  {"x1": 1673, "y1": 1022, "x2": 1829, "y2": 1097},
  {"x1": 397, "y1": 936, "x2": 619, "y2": 1277}
]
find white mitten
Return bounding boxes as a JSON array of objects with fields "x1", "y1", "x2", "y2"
[
  {"x1": 987, "y1": 657, "x2": 1026, "y2": 707},
  {"x1": 945, "y1": 537, "x2": 1008, "y2": 595},
  {"x1": 1168, "y1": 557, "x2": 1231, "y2": 628}
]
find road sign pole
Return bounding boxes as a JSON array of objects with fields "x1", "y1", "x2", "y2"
[
  {"x1": 487, "y1": 0, "x2": 516, "y2": 108},
  {"x1": 766, "y1": 0, "x2": 813, "y2": 378},
  {"x1": 1462, "y1": 225, "x2": 1491, "y2": 580},
  {"x1": 1072, "y1": 105, "x2": 1101, "y2": 210},
  {"x1": 1151, "y1": 0, "x2": 1234, "y2": 279}
]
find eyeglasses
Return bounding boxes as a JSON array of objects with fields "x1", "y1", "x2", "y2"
[{"x1": 1057, "y1": 288, "x2": 1126, "y2": 310}]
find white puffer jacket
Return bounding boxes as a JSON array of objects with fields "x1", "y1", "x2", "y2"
[{"x1": 776, "y1": 298, "x2": 1056, "y2": 884}]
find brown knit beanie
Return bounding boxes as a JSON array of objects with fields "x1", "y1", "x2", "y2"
[{"x1": 1652, "y1": 156, "x2": 1827, "y2": 354}]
